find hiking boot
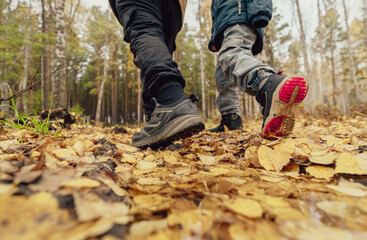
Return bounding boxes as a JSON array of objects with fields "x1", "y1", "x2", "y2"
[
  {"x1": 132, "y1": 95, "x2": 205, "y2": 149},
  {"x1": 208, "y1": 113, "x2": 243, "y2": 132},
  {"x1": 256, "y1": 72, "x2": 309, "y2": 136}
]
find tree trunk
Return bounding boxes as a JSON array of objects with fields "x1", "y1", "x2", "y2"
[
  {"x1": 317, "y1": 0, "x2": 329, "y2": 106},
  {"x1": 342, "y1": 0, "x2": 359, "y2": 103},
  {"x1": 294, "y1": 0, "x2": 314, "y2": 106},
  {"x1": 200, "y1": 47, "x2": 206, "y2": 117},
  {"x1": 124, "y1": 73, "x2": 128, "y2": 124},
  {"x1": 18, "y1": 45, "x2": 30, "y2": 114},
  {"x1": 364, "y1": 0, "x2": 367, "y2": 49},
  {"x1": 95, "y1": 48, "x2": 108, "y2": 122},
  {"x1": 52, "y1": 0, "x2": 67, "y2": 109},
  {"x1": 112, "y1": 52, "x2": 118, "y2": 124},
  {"x1": 136, "y1": 67, "x2": 142, "y2": 125},
  {"x1": 295, "y1": 0, "x2": 316, "y2": 109},
  {"x1": 41, "y1": 0, "x2": 49, "y2": 110}
]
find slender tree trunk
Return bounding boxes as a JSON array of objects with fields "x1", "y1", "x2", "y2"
[
  {"x1": 136, "y1": 67, "x2": 142, "y2": 125},
  {"x1": 294, "y1": 0, "x2": 314, "y2": 106},
  {"x1": 124, "y1": 73, "x2": 128, "y2": 123},
  {"x1": 52, "y1": 0, "x2": 67, "y2": 109},
  {"x1": 18, "y1": 45, "x2": 30, "y2": 113},
  {"x1": 200, "y1": 48, "x2": 206, "y2": 117},
  {"x1": 41, "y1": 0, "x2": 49, "y2": 110},
  {"x1": 363, "y1": 0, "x2": 367, "y2": 49},
  {"x1": 95, "y1": 47, "x2": 108, "y2": 122},
  {"x1": 342, "y1": 0, "x2": 359, "y2": 103},
  {"x1": 317, "y1": 0, "x2": 329, "y2": 106},
  {"x1": 112, "y1": 51, "x2": 118, "y2": 124},
  {"x1": 330, "y1": 50, "x2": 337, "y2": 106}
]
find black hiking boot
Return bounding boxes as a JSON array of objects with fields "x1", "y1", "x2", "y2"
[
  {"x1": 208, "y1": 113, "x2": 243, "y2": 133},
  {"x1": 132, "y1": 95, "x2": 205, "y2": 149},
  {"x1": 256, "y1": 72, "x2": 309, "y2": 136}
]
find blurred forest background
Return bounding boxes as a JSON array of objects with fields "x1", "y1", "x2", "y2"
[{"x1": 0, "y1": 0, "x2": 366, "y2": 125}]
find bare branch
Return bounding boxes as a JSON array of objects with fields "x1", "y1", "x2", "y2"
[{"x1": 0, "y1": 65, "x2": 62, "y2": 102}]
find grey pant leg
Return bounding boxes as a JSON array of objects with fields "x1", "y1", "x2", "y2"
[
  {"x1": 215, "y1": 61, "x2": 241, "y2": 116},
  {"x1": 218, "y1": 24, "x2": 275, "y2": 95}
]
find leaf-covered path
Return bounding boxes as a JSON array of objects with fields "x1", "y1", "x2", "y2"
[{"x1": 1, "y1": 116, "x2": 367, "y2": 239}]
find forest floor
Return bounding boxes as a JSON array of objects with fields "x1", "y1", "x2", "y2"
[{"x1": 1, "y1": 114, "x2": 367, "y2": 240}]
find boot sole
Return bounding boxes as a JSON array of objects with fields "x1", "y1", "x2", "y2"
[
  {"x1": 133, "y1": 115, "x2": 205, "y2": 149},
  {"x1": 263, "y1": 76, "x2": 309, "y2": 136}
]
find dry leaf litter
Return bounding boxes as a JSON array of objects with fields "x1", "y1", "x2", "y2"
[{"x1": 1, "y1": 115, "x2": 367, "y2": 239}]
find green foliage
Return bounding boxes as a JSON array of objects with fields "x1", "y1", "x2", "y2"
[
  {"x1": 70, "y1": 103, "x2": 85, "y2": 116},
  {"x1": 0, "y1": 84, "x2": 56, "y2": 136}
]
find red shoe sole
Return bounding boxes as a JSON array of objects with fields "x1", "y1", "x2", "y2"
[
  {"x1": 264, "y1": 77, "x2": 309, "y2": 136},
  {"x1": 279, "y1": 77, "x2": 309, "y2": 103}
]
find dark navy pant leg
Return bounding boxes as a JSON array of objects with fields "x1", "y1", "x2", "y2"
[{"x1": 110, "y1": 0, "x2": 184, "y2": 116}]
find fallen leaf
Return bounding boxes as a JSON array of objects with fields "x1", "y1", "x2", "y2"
[
  {"x1": 98, "y1": 177, "x2": 128, "y2": 196},
  {"x1": 137, "y1": 161, "x2": 157, "y2": 170},
  {"x1": 73, "y1": 141, "x2": 85, "y2": 156},
  {"x1": 306, "y1": 166, "x2": 335, "y2": 179},
  {"x1": 269, "y1": 149, "x2": 291, "y2": 172},
  {"x1": 309, "y1": 152, "x2": 337, "y2": 165},
  {"x1": 137, "y1": 177, "x2": 166, "y2": 185},
  {"x1": 129, "y1": 219, "x2": 168, "y2": 237},
  {"x1": 52, "y1": 148, "x2": 79, "y2": 162},
  {"x1": 258, "y1": 146, "x2": 275, "y2": 171},
  {"x1": 209, "y1": 167, "x2": 231, "y2": 176},
  {"x1": 327, "y1": 184, "x2": 367, "y2": 197},
  {"x1": 73, "y1": 191, "x2": 129, "y2": 222},
  {"x1": 0, "y1": 192, "x2": 69, "y2": 239},
  {"x1": 245, "y1": 146, "x2": 260, "y2": 168},
  {"x1": 316, "y1": 201, "x2": 355, "y2": 218},
  {"x1": 198, "y1": 155, "x2": 217, "y2": 166},
  {"x1": 14, "y1": 165, "x2": 42, "y2": 184},
  {"x1": 0, "y1": 139, "x2": 18, "y2": 152},
  {"x1": 61, "y1": 178, "x2": 101, "y2": 188},
  {"x1": 356, "y1": 153, "x2": 367, "y2": 171},
  {"x1": 223, "y1": 198, "x2": 263, "y2": 218},
  {"x1": 335, "y1": 153, "x2": 367, "y2": 175}
]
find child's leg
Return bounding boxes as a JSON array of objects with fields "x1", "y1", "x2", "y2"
[
  {"x1": 208, "y1": 61, "x2": 243, "y2": 132},
  {"x1": 218, "y1": 23, "x2": 275, "y2": 96},
  {"x1": 215, "y1": 61, "x2": 241, "y2": 117}
]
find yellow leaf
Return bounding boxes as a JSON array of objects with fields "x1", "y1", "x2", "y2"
[
  {"x1": 144, "y1": 154, "x2": 156, "y2": 162},
  {"x1": 198, "y1": 155, "x2": 217, "y2": 166},
  {"x1": 258, "y1": 146, "x2": 275, "y2": 171},
  {"x1": 98, "y1": 177, "x2": 128, "y2": 196},
  {"x1": 356, "y1": 153, "x2": 367, "y2": 171},
  {"x1": 335, "y1": 153, "x2": 367, "y2": 175},
  {"x1": 327, "y1": 184, "x2": 367, "y2": 197},
  {"x1": 0, "y1": 192, "x2": 69, "y2": 240},
  {"x1": 320, "y1": 135, "x2": 352, "y2": 145},
  {"x1": 129, "y1": 219, "x2": 168, "y2": 237},
  {"x1": 245, "y1": 146, "x2": 260, "y2": 167},
  {"x1": 306, "y1": 166, "x2": 335, "y2": 179},
  {"x1": 223, "y1": 198, "x2": 263, "y2": 218},
  {"x1": 122, "y1": 156, "x2": 137, "y2": 164},
  {"x1": 209, "y1": 167, "x2": 231, "y2": 176},
  {"x1": 221, "y1": 177, "x2": 247, "y2": 185},
  {"x1": 263, "y1": 196, "x2": 290, "y2": 208},
  {"x1": 162, "y1": 151, "x2": 182, "y2": 163},
  {"x1": 309, "y1": 152, "x2": 338, "y2": 165},
  {"x1": 137, "y1": 160, "x2": 157, "y2": 170},
  {"x1": 269, "y1": 150, "x2": 291, "y2": 172},
  {"x1": 260, "y1": 175, "x2": 284, "y2": 182},
  {"x1": 61, "y1": 178, "x2": 101, "y2": 188},
  {"x1": 316, "y1": 201, "x2": 354, "y2": 218},
  {"x1": 137, "y1": 177, "x2": 166, "y2": 185},
  {"x1": 73, "y1": 192, "x2": 129, "y2": 222}
]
